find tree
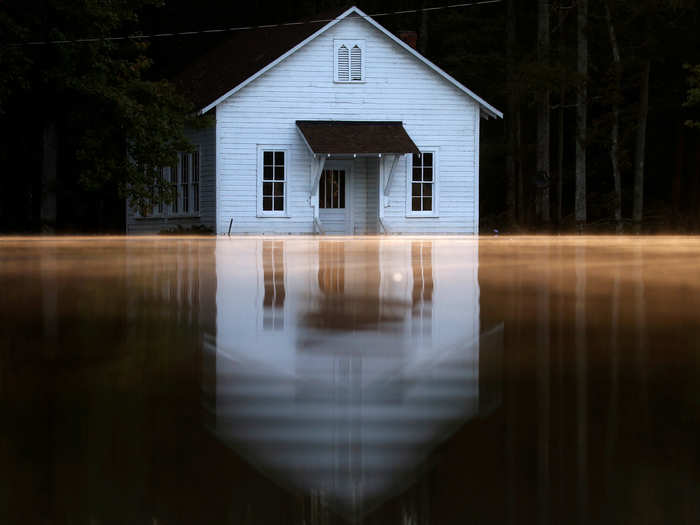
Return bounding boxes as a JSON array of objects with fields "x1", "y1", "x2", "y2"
[
  {"x1": 684, "y1": 64, "x2": 700, "y2": 127},
  {"x1": 0, "y1": 0, "x2": 205, "y2": 230},
  {"x1": 505, "y1": 0, "x2": 520, "y2": 229},
  {"x1": 604, "y1": 0, "x2": 623, "y2": 232},
  {"x1": 536, "y1": 0, "x2": 551, "y2": 226},
  {"x1": 632, "y1": 59, "x2": 650, "y2": 233},
  {"x1": 575, "y1": 0, "x2": 588, "y2": 231}
]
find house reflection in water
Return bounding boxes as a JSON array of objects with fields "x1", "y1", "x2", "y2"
[
  {"x1": 209, "y1": 238, "x2": 502, "y2": 520},
  {"x1": 262, "y1": 240, "x2": 286, "y2": 330}
]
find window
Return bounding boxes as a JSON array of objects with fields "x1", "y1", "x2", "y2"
[
  {"x1": 192, "y1": 150, "x2": 200, "y2": 213},
  {"x1": 155, "y1": 167, "x2": 166, "y2": 216},
  {"x1": 409, "y1": 151, "x2": 437, "y2": 215},
  {"x1": 181, "y1": 152, "x2": 189, "y2": 213},
  {"x1": 171, "y1": 150, "x2": 200, "y2": 216},
  {"x1": 319, "y1": 169, "x2": 345, "y2": 209},
  {"x1": 170, "y1": 164, "x2": 179, "y2": 214},
  {"x1": 134, "y1": 149, "x2": 200, "y2": 219},
  {"x1": 258, "y1": 148, "x2": 287, "y2": 215},
  {"x1": 334, "y1": 40, "x2": 365, "y2": 82}
]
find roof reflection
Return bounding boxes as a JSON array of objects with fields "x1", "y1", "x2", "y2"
[{"x1": 207, "y1": 238, "x2": 502, "y2": 520}]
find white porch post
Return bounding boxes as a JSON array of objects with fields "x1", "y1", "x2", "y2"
[
  {"x1": 378, "y1": 154, "x2": 386, "y2": 233},
  {"x1": 309, "y1": 155, "x2": 326, "y2": 233}
]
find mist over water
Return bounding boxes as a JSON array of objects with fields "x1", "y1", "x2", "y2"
[{"x1": 1, "y1": 236, "x2": 698, "y2": 524}]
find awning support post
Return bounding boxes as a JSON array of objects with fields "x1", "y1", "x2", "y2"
[
  {"x1": 309, "y1": 155, "x2": 327, "y2": 234},
  {"x1": 382, "y1": 154, "x2": 400, "y2": 196},
  {"x1": 309, "y1": 155, "x2": 327, "y2": 196},
  {"x1": 378, "y1": 155, "x2": 387, "y2": 234}
]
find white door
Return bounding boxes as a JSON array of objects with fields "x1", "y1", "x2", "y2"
[{"x1": 318, "y1": 166, "x2": 350, "y2": 234}]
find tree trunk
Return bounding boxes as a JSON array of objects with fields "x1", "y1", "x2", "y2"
[
  {"x1": 575, "y1": 0, "x2": 588, "y2": 231},
  {"x1": 556, "y1": 4, "x2": 565, "y2": 227},
  {"x1": 672, "y1": 125, "x2": 684, "y2": 229},
  {"x1": 505, "y1": 0, "x2": 519, "y2": 229},
  {"x1": 604, "y1": 0, "x2": 623, "y2": 232},
  {"x1": 41, "y1": 119, "x2": 58, "y2": 233},
  {"x1": 633, "y1": 60, "x2": 650, "y2": 232},
  {"x1": 537, "y1": 0, "x2": 551, "y2": 227}
]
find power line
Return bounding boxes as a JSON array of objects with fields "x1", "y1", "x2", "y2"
[{"x1": 7, "y1": 1, "x2": 503, "y2": 47}]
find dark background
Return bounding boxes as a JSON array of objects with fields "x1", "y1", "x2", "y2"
[{"x1": 1, "y1": 0, "x2": 699, "y2": 233}]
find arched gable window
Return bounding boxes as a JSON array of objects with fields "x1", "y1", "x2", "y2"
[{"x1": 334, "y1": 40, "x2": 365, "y2": 82}]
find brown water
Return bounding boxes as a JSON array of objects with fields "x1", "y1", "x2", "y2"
[{"x1": 1, "y1": 236, "x2": 698, "y2": 524}]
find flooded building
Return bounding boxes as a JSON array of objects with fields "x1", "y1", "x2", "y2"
[{"x1": 126, "y1": 6, "x2": 501, "y2": 235}]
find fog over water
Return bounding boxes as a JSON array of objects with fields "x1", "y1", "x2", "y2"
[{"x1": 1, "y1": 236, "x2": 698, "y2": 524}]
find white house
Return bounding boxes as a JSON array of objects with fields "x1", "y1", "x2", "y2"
[{"x1": 126, "y1": 6, "x2": 502, "y2": 235}]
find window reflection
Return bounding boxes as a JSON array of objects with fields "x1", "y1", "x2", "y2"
[
  {"x1": 318, "y1": 241, "x2": 345, "y2": 295},
  {"x1": 262, "y1": 240, "x2": 285, "y2": 330},
  {"x1": 411, "y1": 241, "x2": 433, "y2": 338}
]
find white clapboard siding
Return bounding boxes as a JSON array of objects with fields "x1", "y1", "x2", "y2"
[
  {"x1": 126, "y1": 125, "x2": 216, "y2": 234},
  {"x1": 216, "y1": 15, "x2": 480, "y2": 235}
]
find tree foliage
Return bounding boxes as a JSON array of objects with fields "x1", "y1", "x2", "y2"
[
  {"x1": 1, "y1": 0, "x2": 208, "y2": 215},
  {"x1": 684, "y1": 64, "x2": 700, "y2": 127}
]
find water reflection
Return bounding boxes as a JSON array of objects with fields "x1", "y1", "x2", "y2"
[
  {"x1": 1, "y1": 236, "x2": 699, "y2": 524},
  {"x1": 211, "y1": 238, "x2": 495, "y2": 520},
  {"x1": 262, "y1": 240, "x2": 286, "y2": 330}
]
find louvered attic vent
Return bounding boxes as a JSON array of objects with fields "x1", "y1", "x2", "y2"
[{"x1": 335, "y1": 40, "x2": 364, "y2": 82}]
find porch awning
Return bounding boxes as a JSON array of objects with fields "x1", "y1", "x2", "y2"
[{"x1": 296, "y1": 121, "x2": 420, "y2": 156}]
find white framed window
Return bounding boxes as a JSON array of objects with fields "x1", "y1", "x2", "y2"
[
  {"x1": 334, "y1": 40, "x2": 365, "y2": 82},
  {"x1": 257, "y1": 146, "x2": 289, "y2": 217},
  {"x1": 171, "y1": 149, "x2": 201, "y2": 217},
  {"x1": 192, "y1": 150, "x2": 200, "y2": 213},
  {"x1": 134, "y1": 149, "x2": 200, "y2": 219},
  {"x1": 180, "y1": 152, "x2": 190, "y2": 213},
  {"x1": 170, "y1": 164, "x2": 179, "y2": 215},
  {"x1": 406, "y1": 150, "x2": 439, "y2": 217}
]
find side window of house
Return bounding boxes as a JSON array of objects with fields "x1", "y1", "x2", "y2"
[
  {"x1": 173, "y1": 149, "x2": 201, "y2": 216},
  {"x1": 334, "y1": 40, "x2": 365, "y2": 82},
  {"x1": 410, "y1": 152, "x2": 436, "y2": 214},
  {"x1": 260, "y1": 150, "x2": 287, "y2": 214},
  {"x1": 137, "y1": 149, "x2": 200, "y2": 218}
]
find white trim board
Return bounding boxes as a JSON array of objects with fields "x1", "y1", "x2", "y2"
[{"x1": 198, "y1": 6, "x2": 503, "y2": 119}]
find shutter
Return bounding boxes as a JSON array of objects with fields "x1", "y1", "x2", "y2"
[
  {"x1": 337, "y1": 45, "x2": 349, "y2": 81},
  {"x1": 350, "y1": 45, "x2": 362, "y2": 81}
]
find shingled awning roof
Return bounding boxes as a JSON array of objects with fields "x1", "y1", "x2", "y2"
[{"x1": 296, "y1": 121, "x2": 420, "y2": 156}]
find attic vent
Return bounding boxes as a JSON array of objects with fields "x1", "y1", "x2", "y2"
[
  {"x1": 334, "y1": 40, "x2": 365, "y2": 82},
  {"x1": 350, "y1": 45, "x2": 362, "y2": 80},
  {"x1": 338, "y1": 45, "x2": 349, "y2": 82}
]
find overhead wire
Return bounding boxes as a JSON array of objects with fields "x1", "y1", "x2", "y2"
[{"x1": 6, "y1": 0, "x2": 503, "y2": 47}]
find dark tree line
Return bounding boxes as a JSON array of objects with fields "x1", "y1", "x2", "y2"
[{"x1": 1, "y1": 0, "x2": 699, "y2": 233}]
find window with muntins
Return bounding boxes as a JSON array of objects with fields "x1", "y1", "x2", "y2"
[
  {"x1": 262, "y1": 150, "x2": 286, "y2": 213},
  {"x1": 335, "y1": 40, "x2": 364, "y2": 82},
  {"x1": 180, "y1": 152, "x2": 189, "y2": 213},
  {"x1": 192, "y1": 150, "x2": 200, "y2": 213},
  {"x1": 319, "y1": 169, "x2": 345, "y2": 209},
  {"x1": 411, "y1": 152, "x2": 435, "y2": 213}
]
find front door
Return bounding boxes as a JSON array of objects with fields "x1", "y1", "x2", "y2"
[{"x1": 318, "y1": 166, "x2": 350, "y2": 234}]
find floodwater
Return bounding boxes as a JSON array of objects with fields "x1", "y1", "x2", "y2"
[{"x1": 1, "y1": 236, "x2": 698, "y2": 524}]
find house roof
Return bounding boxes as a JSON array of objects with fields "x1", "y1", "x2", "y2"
[
  {"x1": 296, "y1": 121, "x2": 420, "y2": 156},
  {"x1": 175, "y1": 6, "x2": 502, "y2": 119}
]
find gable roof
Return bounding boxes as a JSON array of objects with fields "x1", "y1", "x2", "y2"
[{"x1": 175, "y1": 6, "x2": 502, "y2": 119}]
